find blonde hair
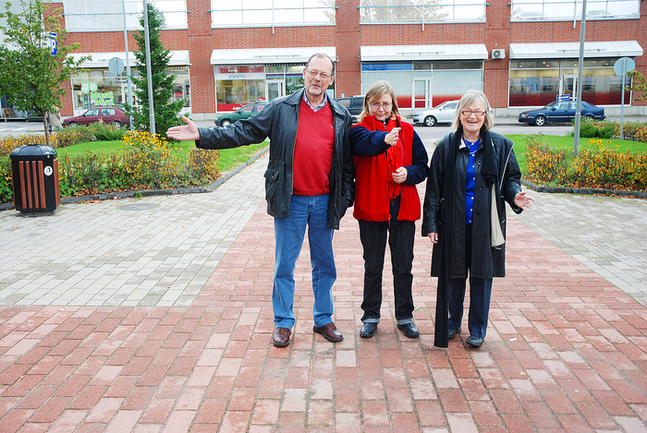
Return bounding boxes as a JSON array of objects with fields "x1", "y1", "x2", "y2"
[
  {"x1": 451, "y1": 89, "x2": 494, "y2": 131},
  {"x1": 358, "y1": 80, "x2": 401, "y2": 121}
]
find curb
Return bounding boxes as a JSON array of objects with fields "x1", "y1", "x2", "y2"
[
  {"x1": 0, "y1": 147, "x2": 269, "y2": 212},
  {"x1": 521, "y1": 178, "x2": 647, "y2": 198}
]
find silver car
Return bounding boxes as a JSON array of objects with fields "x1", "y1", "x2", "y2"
[{"x1": 412, "y1": 100, "x2": 459, "y2": 127}]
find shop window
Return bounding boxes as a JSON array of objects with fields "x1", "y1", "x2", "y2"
[
  {"x1": 508, "y1": 58, "x2": 629, "y2": 106},
  {"x1": 70, "y1": 66, "x2": 190, "y2": 112}
]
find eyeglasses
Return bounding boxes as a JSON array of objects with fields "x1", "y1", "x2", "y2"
[
  {"x1": 370, "y1": 102, "x2": 392, "y2": 110},
  {"x1": 306, "y1": 69, "x2": 332, "y2": 79},
  {"x1": 461, "y1": 109, "x2": 486, "y2": 117}
]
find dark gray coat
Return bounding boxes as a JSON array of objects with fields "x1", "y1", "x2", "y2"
[
  {"x1": 422, "y1": 130, "x2": 523, "y2": 279},
  {"x1": 196, "y1": 89, "x2": 355, "y2": 229}
]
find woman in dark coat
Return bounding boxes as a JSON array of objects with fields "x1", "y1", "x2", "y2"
[{"x1": 422, "y1": 89, "x2": 534, "y2": 348}]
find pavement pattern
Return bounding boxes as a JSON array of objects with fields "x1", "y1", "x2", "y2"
[{"x1": 0, "y1": 152, "x2": 646, "y2": 432}]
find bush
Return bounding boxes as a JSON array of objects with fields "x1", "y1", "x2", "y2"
[
  {"x1": 571, "y1": 119, "x2": 618, "y2": 139},
  {"x1": 0, "y1": 156, "x2": 11, "y2": 203},
  {"x1": 525, "y1": 135, "x2": 647, "y2": 191},
  {"x1": 0, "y1": 129, "x2": 96, "y2": 157},
  {"x1": 55, "y1": 130, "x2": 220, "y2": 198},
  {"x1": 524, "y1": 134, "x2": 571, "y2": 186},
  {"x1": 619, "y1": 121, "x2": 647, "y2": 143},
  {"x1": 85, "y1": 121, "x2": 128, "y2": 141}
]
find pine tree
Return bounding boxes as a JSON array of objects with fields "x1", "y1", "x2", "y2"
[{"x1": 126, "y1": 3, "x2": 184, "y2": 137}]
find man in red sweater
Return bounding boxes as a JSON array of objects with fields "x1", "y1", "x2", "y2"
[{"x1": 167, "y1": 54, "x2": 355, "y2": 348}]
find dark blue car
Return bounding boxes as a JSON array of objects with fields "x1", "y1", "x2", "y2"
[{"x1": 518, "y1": 100, "x2": 605, "y2": 126}]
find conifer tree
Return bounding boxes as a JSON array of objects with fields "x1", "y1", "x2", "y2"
[{"x1": 126, "y1": 3, "x2": 184, "y2": 137}]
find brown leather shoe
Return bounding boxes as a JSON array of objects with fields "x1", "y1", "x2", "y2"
[
  {"x1": 272, "y1": 327, "x2": 291, "y2": 347},
  {"x1": 313, "y1": 322, "x2": 343, "y2": 343}
]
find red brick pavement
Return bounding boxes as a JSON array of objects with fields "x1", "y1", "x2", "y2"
[{"x1": 0, "y1": 202, "x2": 646, "y2": 432}]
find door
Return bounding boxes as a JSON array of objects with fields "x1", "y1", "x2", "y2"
[
  {"x1": 413, "y1": 79, "x2": 432, "y2": 110},
  {"x1": 560, "y1": 75, "x2": 577, "y2": 101},
  {"x1": 265, "y1": 80, "x2": 285, "y2": 102}
]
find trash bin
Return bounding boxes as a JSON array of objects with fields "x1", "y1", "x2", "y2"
[{"x1": 10, "y1": 144, "x2": 61, "y2": 215}]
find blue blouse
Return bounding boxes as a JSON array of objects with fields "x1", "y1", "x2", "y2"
[{"x1": 464, "y1": 137, "x2": 480, "y2": 224}]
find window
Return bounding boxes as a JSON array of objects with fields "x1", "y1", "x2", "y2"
[
  {"x1": 510, "y1": 0, "x2": 640, "y2": 22},
  {"x1": 359, "y1": 0, "x2": 486, "y2": 24},
  {"x1": 509, "y1": 58, "x2": 630, "y2": 106},
  {"x1": 64, "y1": 0, "x2": 187, "y2": 32},
  {"x1": 211, "y1": 0, "x2": 336, "y2": 27}
]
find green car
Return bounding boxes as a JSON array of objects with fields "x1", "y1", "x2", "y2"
[{"x1": 214, "y1": 102, "x2": 268, "y2": 127}]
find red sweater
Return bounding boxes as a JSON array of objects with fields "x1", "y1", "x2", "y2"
[
  {"x1": 352, "y1": 116, "x2": 421, "y2": 222},
  {"x1": 292, "y1": 99, "x2": 334, "y2": 196}
]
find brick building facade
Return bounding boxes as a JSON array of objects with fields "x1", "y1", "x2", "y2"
[{"x1": 45, "y1": 0, "x2": 647, "y2": 118}]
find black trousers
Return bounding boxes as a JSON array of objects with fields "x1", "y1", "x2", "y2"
[{"x1": 358, "y1": 220, "x2": 415, "y2": 324}]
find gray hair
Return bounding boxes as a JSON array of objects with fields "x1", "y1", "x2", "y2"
[
  {"x1": 451, "y1": 89, "x2": 494, "y2": 131},
  {"x1": 306, "y1": 53, "x2": 335, "y2": 75}
]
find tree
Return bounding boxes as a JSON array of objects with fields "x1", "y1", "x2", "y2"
[
  {"x1": 125, "y1": 3, "x2": 184, "y2": 138},
  {"x1": 0, "y1": 0, "x2": 88, "y2": 145},
  {"x1": 627, "y1": 70, "x2": 647, "y2": 101}
]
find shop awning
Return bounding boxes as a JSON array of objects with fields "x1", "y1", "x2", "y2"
[
  {"x1": 360, "y1": 44, "x2": 488, "y2": 61},
  {"x1": 509, "y1": 41, "x2": 643, "y2": 59},
  {"x1": 210, "y1": 47, "x2": 336, "y2": 65},
  {"x1": 71, "y1": 50, "x2": 190, "y2": 68}
]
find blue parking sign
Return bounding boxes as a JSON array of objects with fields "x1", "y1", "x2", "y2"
[{"x1": 49, "y1": 32, "x2": 57, "y2": 55}]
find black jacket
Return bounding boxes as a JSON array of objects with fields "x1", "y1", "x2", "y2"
[
  {"x1": 422, "y1": 130, "x2": 523, "y2": 279},
  {"x1": 196, "y1": 89, "x2": 355, "y2": 229}
]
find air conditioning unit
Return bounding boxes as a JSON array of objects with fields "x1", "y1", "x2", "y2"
[{"x1": 492, "y1": 49, "x2": 505, "y2": 59}]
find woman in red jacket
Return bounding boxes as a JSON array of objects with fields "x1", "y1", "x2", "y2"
[{"x1": 350, "y1": 81, "x2": 429, "y2": 339}]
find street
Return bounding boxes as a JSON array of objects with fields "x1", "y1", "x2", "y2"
[{"x1": 0, "y1": 116, "x2": 575, "y2": 139}]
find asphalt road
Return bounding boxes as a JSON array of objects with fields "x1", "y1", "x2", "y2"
[
  {"x1": 0, "y1": 116, "x2": 576, "y2": 139},
  {"x1": 2, "y1": 115, "x2": 643, "y2": 142}
]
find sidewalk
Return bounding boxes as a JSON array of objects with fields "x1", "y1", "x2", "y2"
[{"x1": 0, "y1": 153, "x2": 646, "y2": 432}]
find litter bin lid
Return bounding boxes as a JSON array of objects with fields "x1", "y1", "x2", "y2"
[{"x1": 10, "y1": 144, "x2": 57, "y2": 160}]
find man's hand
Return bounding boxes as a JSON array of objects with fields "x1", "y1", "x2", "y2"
[{"x1": 166, "y1": 115, "x2": 200, "y2": 141}]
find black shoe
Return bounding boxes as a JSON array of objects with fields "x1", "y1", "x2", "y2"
[
  {"x1": 466, "y1": 335, "x2": 484, "y2": 348},
  {"x1": 359, "y1": 322, "x2": 378, "y2": 338},
  {"x1": 397, "y1": 322, "x2": 419, "y2": 338},
  {"x1": 448, "y1": 327, "x2": 461, "y2": 339}
]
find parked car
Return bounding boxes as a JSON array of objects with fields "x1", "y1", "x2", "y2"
[
  {"x1": 63, "y1": 107, "x2": 130, "y2": 127},
  {"x1": 412, "y1": 100, "x2": 460, "y2": 127},
  {"x1": 517, "y1": 100, "x2": 605, "y2": 126},
  {"x1": 215, "y1": 102, "x2": 268, "y2": 127},
  {"x1": 335, "y1": 95, "x2": 364, "y2": 123}
]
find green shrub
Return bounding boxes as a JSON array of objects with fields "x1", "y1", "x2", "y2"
[
  {"x1": 55, "y1": 130, "x2": 220, "y2": 198},
  {"x1": 571, "y1": 119, "x2": 618, "y2": 139},
  {"x1": 525, "y1": 136, "x2": 647, "y2": 191},
  {"x1": 0, "y1": 129, "x2": 96, "y2": 157},
  {"x1": 86, "y1": 121, "x2": 128, "y2": 141},
  {"x1": 620, "y1": 121, "x2": 647, "y2": 143},
  {"x1": 0, "y1": 156, "x2": 12, "y2": 203}
]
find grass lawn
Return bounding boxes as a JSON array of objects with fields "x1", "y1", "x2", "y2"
[
  {"x1": 55, "y1": 139, "x2": 269, "y2": 173},
  {"x1": 504, "y1": 134, "x2": 645, "y2": 172}
]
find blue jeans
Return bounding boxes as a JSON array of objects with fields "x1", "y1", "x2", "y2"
[{"x1": 273, "y1": 194, "x2": 336, "y2": 329}]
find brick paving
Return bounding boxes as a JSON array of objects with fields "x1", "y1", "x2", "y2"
[{"x1": 1, "y1": 152, "x2": 646, "y2": 432}]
